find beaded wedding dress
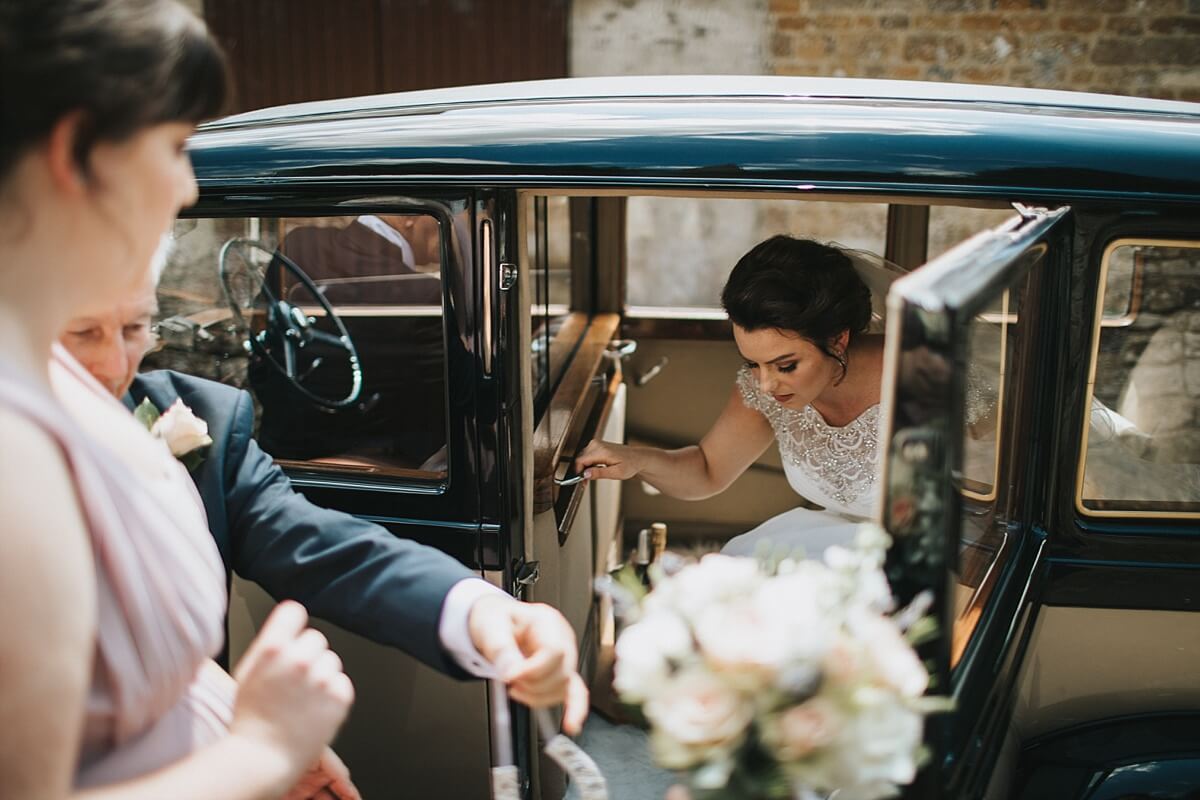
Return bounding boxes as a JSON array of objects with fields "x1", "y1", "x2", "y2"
[{"x1": 721, "y1": 365, "x2": 878, "y2": 558}]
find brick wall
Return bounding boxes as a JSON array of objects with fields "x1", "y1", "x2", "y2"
[{"x1": 770, "y1": 0, "x2": 1200, "y2": 102}]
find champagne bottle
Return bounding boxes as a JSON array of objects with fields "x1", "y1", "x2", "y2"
[
  {"x1": 633, "y1": 528, "x2": 652, "y2": 588},
  {"x1": 649, "y1": 522, "x2": 668, "y2": 564}
]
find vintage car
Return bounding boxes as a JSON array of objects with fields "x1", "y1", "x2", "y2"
[{"x1": 154, "y1": 76, "x2": 1200, "y2": 799}]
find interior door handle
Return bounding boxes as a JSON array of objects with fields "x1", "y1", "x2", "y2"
[
  {"x1": 635, "y1": 356, "x2": 668, "y2": 386},
  {"x1": 605, "y1": 339, "x2": 637, "y2": 360}
]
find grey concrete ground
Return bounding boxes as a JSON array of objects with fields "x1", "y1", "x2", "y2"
[{"x1": 565, "y1": 715, "x2": 676, "y2": 800}]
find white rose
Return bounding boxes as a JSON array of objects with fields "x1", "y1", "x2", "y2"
[
  {"x1": 766, "y1": 696, "x2": 844, "y2": 760},
  {"x1": 151, "y1": 399, "x2": 213, "y2": 457},
  {"x1": 692, "y1": 595, "x2": 787, "y2": 687},
  {"x1": 822, "y1": 632, "x2": 867, "y2": 688},
  {"x1": 691, "y1": 570, "x2": 835, "y2": 690},
  {"x1": 837, "y1": 688, "x2": 924, "y2": 788},
  {"x1": 649, "y1": 554, "x2": 762, "y2": 619},
  {"x1": 644, "y1": 668, "x2": 752, "y2": 769},
  {"x1": 755, "y1": 568, "x2": 840, "y2": 663},
  {"x1": 613, "y1": 611, "x2": 692, "y2": 703},
  {"x1": 849, "y1": 611, "x2": 928, "y2": 698}
]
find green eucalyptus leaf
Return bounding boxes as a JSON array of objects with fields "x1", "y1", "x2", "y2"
[{"x1": 133, "y1": 398, "x2": 160, "y2": 431}]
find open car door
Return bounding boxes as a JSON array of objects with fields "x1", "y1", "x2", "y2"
[{"x1": 878, "y1": 206, "x2": 1073, "y2": 800}]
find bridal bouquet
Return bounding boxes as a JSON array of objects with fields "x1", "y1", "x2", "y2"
[{"x1": 609, "y1": 526, "x2": 944, "y2": 800}]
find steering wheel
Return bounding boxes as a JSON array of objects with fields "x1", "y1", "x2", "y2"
[{"x1": 218, "y1": 238, "x2": 363, "y2": 410}]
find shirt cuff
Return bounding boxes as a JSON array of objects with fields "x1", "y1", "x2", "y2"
[{"x1": 438, "y1": 577, "x2": 508, "y2": 678}]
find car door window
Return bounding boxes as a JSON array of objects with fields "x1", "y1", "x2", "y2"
[
  {"x1": 152, "y1": 213, "x2": 449, "y2": 481},
  {"x1": 1080, "y1": 240, "x2": 1200, "y2": 516}
]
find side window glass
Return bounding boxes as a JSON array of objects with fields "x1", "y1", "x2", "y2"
[
  {"x1": 926, "y1": 206, "x2": 1017, "y2": 260},
  {"x1": 953, "y1": 290, "x2": 1013, "y2": 665},
  {"x1": 1080, "y1": 241, "x2": 1200, "y2": 515},
  {"x1": 525, "y1": 195, "x2": 578, "y2": 416},
  {"x1": 150, "y1": 214, "x2": 449, "y2": 481}
]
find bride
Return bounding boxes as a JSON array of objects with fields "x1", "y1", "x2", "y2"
[{"x1": 577, "y1": 235, "x2": 902, "y2": 558}]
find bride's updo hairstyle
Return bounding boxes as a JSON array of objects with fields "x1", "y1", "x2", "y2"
[
  {"x1": 0, "y1": 0, "x2": 228, "y2": 186},
  {"x1": 721, "y1": 236, "x2": 872, "y2": 374}
]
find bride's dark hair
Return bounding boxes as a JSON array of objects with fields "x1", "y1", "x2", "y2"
[
  {"x1": 721, "y1": 236, "x2": 873, "y2": 372},
  {"x1": 0, "y1": 0, "x2": 229, "y2": 183}
]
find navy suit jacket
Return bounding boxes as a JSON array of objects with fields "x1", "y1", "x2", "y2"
[{"x1": 129, "y1": 370, "x2": 475, "y2": 676}]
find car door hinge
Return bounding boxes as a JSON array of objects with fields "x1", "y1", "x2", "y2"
[
  {"x1": 499, "y1": 262, "x2": 518, "y2": 291},
  {"x1": 513, "y1": 558, "x2": 540, "y2": 589}
]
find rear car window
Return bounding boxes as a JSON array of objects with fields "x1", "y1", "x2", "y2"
[{"x1": 1079, "y1": 240, "x2": 1200, "y2": 516}]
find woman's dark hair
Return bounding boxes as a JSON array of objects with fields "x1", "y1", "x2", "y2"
[
  {"x1": 0, "y1": 0, "x2": 228, "y2": 182},
  {"x1": 721, "y1": 236, "x2": 873, "y2": 374}
]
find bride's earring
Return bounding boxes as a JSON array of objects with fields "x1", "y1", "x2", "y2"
[{"x1": 832, "y1": 349, "x2": 849, "y2": 385}]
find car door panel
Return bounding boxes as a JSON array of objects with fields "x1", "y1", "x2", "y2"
[
  {"x1": 879, "y1": 207, "x2": 1073, "y2": 799},
  {"x1": 228, "y1": 577, "x2": 491, "y2": 800}
]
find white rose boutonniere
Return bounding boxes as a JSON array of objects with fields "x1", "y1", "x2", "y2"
[{"x1": 134, "y1": 398, "x2": 213, "y2": 470}]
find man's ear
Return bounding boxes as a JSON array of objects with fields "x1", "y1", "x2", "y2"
[{"x1": 43, "y1": 111, "x2": 89, "y2": 197}]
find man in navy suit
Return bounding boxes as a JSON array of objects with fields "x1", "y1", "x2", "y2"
[{"x1": 60, "y1": 274, "x2": 588, "y2": 732}]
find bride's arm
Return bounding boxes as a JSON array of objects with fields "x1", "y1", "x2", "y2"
[
  {"x1": 0, "y1": 411, "x2": 96, "y2": 799},
  {"x1": 576, "y1": 384, "x2": 774, "y2": 500}
]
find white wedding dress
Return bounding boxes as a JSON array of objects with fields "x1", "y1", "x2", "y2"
[{"x1": 721, "y1": 365, "x2": 878, "y2": 558}]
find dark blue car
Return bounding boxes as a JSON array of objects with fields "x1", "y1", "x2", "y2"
[{"x1": 153, "y1": 76, "x2": 1200, "y2": 799}]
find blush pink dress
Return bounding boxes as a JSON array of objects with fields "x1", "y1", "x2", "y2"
[{"x1": 0, "y1": 348, "x2": 231, "y2": 788}]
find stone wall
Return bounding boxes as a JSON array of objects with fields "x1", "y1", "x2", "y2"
[
  {"x1": 571, "y1": 0, "x2": 768, "y2": 76},
  {"x1": 769, "y1": 0, "x2": 1200, "y2": 102}
]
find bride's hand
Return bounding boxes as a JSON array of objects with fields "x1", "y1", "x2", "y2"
[
  {"x1": 230, "y1": 602, "x2": 355, "y2": 790},
  {"x1": 575, "y1": 439, "x2": 639, "y2": 481}
]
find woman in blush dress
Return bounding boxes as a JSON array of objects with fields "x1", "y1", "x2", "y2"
[
  {"x1": 578, "y1": 236, "x2": 901, "y2": 559},
  {"x1": 0, "y1": 2, "x2": 353, "y2": 797}
]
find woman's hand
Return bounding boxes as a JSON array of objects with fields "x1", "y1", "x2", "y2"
[
  {"x1": 574, "y1": 439, "x2": 641, "y2": 481},
  {"x1": 229, "y1": 602, "x2": 355, "y2": 789},
  {"x1": 283, "y1": 747, "x2": 361, "y2": 800}
]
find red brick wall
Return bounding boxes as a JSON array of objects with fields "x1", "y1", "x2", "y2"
[{"x1": 770, "y1": 0, "x2": 1200, "y2": 102}]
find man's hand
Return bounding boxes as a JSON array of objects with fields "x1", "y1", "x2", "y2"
[{"x1": 467, "y1": 595, "x2": 589, "y2": 735}]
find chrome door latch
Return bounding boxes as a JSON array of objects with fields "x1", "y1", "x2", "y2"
[{"x1": 499, "y1": 262, "x2": 518, "y2": 291}]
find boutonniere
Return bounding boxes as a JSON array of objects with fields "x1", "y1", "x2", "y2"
[{"x1": 134, "y1": 398, "x2": 213, "y2": 471}]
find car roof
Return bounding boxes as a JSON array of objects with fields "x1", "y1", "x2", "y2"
[
  {"x1": 205, "y1": 76, "x2": 1200, "y2": 128},
  {"x1": 191, "y1": 76, "x2": 1200, "y2": 204}
]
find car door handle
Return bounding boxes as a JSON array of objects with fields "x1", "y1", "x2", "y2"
[{"x1": 555, "y1": 465, "x2": 606, "y2": 486}]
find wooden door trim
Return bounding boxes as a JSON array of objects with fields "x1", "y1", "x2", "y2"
[{"x1": 532, "y1": 312, "x2": 620, "y2": 513}]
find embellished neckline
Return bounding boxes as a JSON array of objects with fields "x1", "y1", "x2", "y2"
[
  {"x1": 802, "y1": 401, "x2": 880, "y2": 431},
  {"x1": 736, "y1": 366, "x2": 880, "y2": 511}
]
